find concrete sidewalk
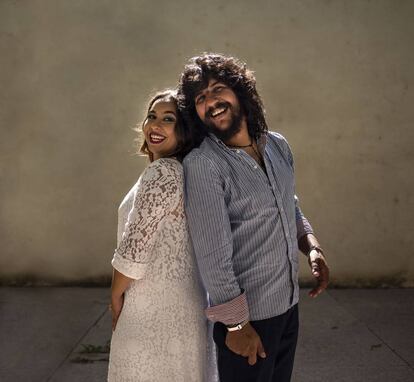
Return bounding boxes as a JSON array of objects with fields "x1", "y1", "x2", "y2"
[{"x1": 0, "y1": 288, "x2": 413, "y2": 382}]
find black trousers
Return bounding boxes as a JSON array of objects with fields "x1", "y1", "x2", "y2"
[{"x1": 213, "y1": 304, "x2": 299, "y2": 382}]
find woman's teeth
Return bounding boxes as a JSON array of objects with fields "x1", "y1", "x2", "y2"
[{"x1": 149, "y1": 133, "x2": 166, "y2": 144}]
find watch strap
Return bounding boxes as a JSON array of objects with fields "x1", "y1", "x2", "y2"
[
  {"x1": 307, "y1": 245, "x2": 324, "y2": 257},
  {"x1": 226, "y1": 319, "x2": 249, "y2": 332}
]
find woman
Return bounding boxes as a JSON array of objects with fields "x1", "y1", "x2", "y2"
[{"x1": 107, "y1": 90, "x2": 216, "y2": 381}]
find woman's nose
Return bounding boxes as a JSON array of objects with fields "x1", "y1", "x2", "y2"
[{"x1": 149, "y1": 119, "x2": 161, "y2": 128}]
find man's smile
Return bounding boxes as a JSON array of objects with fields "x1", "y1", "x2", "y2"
[
  {"x1": 207, "y1": 103, "x2": 231, "y2": 122},
  {"x1": 211, "y1": 106, "x2": 227, "y2": 118}
]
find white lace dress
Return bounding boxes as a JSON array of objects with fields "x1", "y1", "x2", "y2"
[{"x1": 108, "y1": 158, "x2": 217, "y2": 382}]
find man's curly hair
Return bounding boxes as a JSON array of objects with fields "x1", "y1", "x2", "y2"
[{"x1": 178, "y1": 53, "x2": 268, "y2": 144}]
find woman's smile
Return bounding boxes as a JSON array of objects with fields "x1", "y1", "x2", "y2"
[{"x1": 148, "y1": 132, "x2": 167, "y2": 144}]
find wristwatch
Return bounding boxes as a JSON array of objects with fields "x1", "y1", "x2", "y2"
[
  {"x1": 308, "y1": 245, "x2": 324, "y2": 257},
  {"x1": 226, "y1": 319, "x2": 249, "y2": 332}
]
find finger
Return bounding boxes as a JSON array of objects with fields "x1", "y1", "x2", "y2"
[
  {"x1": 241, "y1": 349, "x2": 249, "y2": 357},
  {"x1": 319, "y1": 272, "x2": 329, "y2": 289},
  {"x1": 309, "y1": 278, "x2": 327, "y2": 298},
  {"x1": 317, "y1": 262, "x2": 329, "y2": 289},
  {"x1": 240, "y1": 344, "x2": 251, "y2": 357},
  {"x1": 309, "y1": 257, "x2": 330, "y2": 297},
  {"x1": 320, "y1": 263, "x2": 330, "y2": 284},
  {"x1": 112, "y1": 311, "x2": 120, "y2": 331},
  {"x1": 112, "y1": 316, "x2": 116, "y2": 331},
  {"x1": 308, "y1": 281, "x2": 324, "y2": 297},
  {"x1": 311, "y1": 260, "x2": 320, "y2": 277},
  {"x1": 248, "y1": 347, "x2": 257, "y2": 366},
  {"x1": 308, "y1": 287, "x2": 320, "y2": 298},
  {"x1": 309, "y1": 287, "x2": 322, "y2": 298},
  {"x1": 257, "y1": 341, "x2": 266, "y2": 358}
]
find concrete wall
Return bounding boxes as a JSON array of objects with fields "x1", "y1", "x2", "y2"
[{"x1": 1, "y1": 0, "x2": 413, "y2": 286}]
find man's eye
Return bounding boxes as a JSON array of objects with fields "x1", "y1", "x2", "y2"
[
  {"x1": 196, "y1": 95, "x2": 205, "y2": 104},
  {"x1": 214, "y1": 86, "x2": 224, "y2": 92}
]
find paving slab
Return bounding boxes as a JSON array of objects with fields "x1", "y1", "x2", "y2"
[
  {"x1": 329, "y1": 289, "x2": 414, "y2": 367},
  {"x1": 293, "y1": 290, "x2": 414, "y2": 382},
  {"x1": 50, "y1": 310, "x2": 111, "y2": 382},
  {"x1": 0, "y1": 287, "x2": 109, "y2": 382}
]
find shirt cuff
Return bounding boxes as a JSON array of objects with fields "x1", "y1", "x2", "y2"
[
  {"x1": 111, "y1": 253, "x2": 147, "y2": 280},
  {"x1": 205, "y1": 292, "x2": 249, "y2": 325}
]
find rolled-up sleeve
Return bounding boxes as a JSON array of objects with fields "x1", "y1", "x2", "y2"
[
  {"x1": 112, "y1": 160, "x2": 180, "y2": 280},
  {"x1": 294, "y1": 195, "x2": 314, "y2": 239},
  {"x1": 280, "y1": 133, "x2": 314, "y2": 240}
]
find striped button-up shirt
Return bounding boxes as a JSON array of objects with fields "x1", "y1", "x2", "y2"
[{"x1": 183, "y1": 131, "x2": 313, "y2": 322}]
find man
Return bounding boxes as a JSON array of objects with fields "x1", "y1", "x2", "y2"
[{"x1": 178, "y1": 53, "x2": 329, "y2": 382}]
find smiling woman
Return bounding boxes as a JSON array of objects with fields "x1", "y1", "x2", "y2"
[
  {"x1": 139, "y1": 90, "x2": 194, "y2": 162},
  {"x1": 107, "y1": 90, "x2": 217, "y2": 381},
  {"x1": 143, "y1": 98, "x2": 178, "y2": 160}
]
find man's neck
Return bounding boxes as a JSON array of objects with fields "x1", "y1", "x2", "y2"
[{"x1": 223, "y1": 119, "x2": 251, "y2": 146}]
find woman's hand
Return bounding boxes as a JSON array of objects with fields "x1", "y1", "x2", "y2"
[
  {"x1": 110, "y1": 268, "x2": 133, "y2": 331},
  {"x1": 110, "y1": 293, "x2": 124, "y2": 331}
]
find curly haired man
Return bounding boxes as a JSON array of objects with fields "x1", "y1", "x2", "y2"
[{"x1": 179, "y1": 53, "x2": 329, "y2": 382}]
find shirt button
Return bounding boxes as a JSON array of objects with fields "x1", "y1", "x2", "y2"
[
  {"x1": 236, "y1": 150, "x2": 240, "y2": 154},
  {"x1": 254, "y1": 165, "x2": 258, "y2": 169}
]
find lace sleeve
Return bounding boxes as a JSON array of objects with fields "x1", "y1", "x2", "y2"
[{"x1": 111, "y1": 159, "x2": 182, "y2": 279}]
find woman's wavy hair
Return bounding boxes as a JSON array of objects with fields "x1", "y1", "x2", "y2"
[
  {"x1": 137, "y1": 89, "x2": 195, "y2": 162},
  {"x1": 178, "y1": 53, "x2": 268, "y2": 143}
]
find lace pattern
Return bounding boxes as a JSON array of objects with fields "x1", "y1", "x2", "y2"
[{"x1": 108, "y1": 158, "x2": 217, "y2": 382}]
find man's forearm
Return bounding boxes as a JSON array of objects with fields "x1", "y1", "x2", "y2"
[{"x1": 298, "y1": 233, "x2": 323, "y2": 256}]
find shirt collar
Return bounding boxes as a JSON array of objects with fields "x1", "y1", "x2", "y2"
[
  {"x1": 208, "y1": 133, "x2": 227, "y2": 147},
  {"x1": 208, "y1": 132, "x2": 268, "y2": 153}
]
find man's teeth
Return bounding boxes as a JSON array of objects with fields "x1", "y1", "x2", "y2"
[{"x1": 211, "y1": 107, "x2": 226, "y2": 117}]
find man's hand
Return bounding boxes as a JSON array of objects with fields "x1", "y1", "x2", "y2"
[
  {"x1": 110, "y1": 293, "x2": 124, "y2": 331},
  {"x1": 308, "y1": 249, "x2": 329, "y2": 298},
  {"x1": 225, "y1": 322, "x2": 266, "y2": 365}
]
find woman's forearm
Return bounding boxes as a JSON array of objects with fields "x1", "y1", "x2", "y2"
[{"x1": 111, "y1": 268, "x2": 134, "y2": 298}]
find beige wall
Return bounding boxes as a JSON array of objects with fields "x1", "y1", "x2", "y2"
[{"x1": 1, "y1": 0, "x2": 413, "y2": 286}]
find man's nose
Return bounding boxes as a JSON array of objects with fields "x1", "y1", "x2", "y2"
[{"x1": 205, "y1": 93, "x2": 219, "y2": 110}]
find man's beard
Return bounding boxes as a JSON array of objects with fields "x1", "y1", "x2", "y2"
[{"x1": 204, "y1": 102, "x2": 243, "y2": 142}]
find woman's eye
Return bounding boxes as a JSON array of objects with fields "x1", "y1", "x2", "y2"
[
  {"x1": 164, "y1": 116, "x2": 176, "y2": 122},
  {"x1": 147, "y1": 114, "x2": 156, "y2": 120}
]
